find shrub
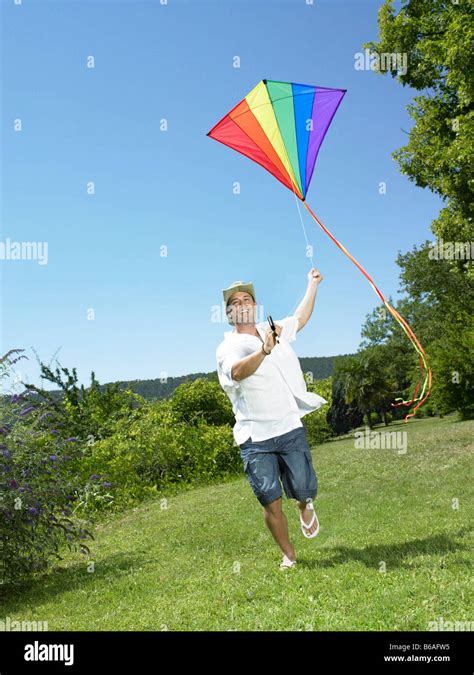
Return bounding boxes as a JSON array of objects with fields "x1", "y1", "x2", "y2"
[
  {"x1": 170, "y1": 378, "x2": 234, "y2": 426},
  {"x1": 302, "y1": 377, "x2": 334, "y2": 445},
  {"x1": 0, "y1": 351, "x2": 95, "y2": 587},
  {"x1": 24, "y1": 362, "x2": 145, "y2": 442},
  {"x1": 76, "y1": 401, "x2": 239, "y2": 512}
]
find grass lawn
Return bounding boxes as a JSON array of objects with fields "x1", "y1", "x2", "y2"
[{"x1": 1, "y1": 415, "x2": 472, "y2": 631}]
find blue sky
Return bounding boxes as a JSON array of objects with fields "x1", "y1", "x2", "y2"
[{"x1": 1, "y1": 0, "x2": 441, "y2": 389}]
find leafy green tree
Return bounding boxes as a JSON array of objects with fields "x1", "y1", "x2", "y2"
[
  {"x1": 327, "y1": 375, "x2": 364, "y2": 435},
  {"x1": 365, "y1": 0, "x2": 473, "y2": 242},
  {"x1": 396, "y1": 243, "x2": 473, "y2": 418},
  {"x1": 335, "y1": 351, "x2": 397, "y2": 429},
  {"x1": 359, "y1": 298, "x2": 433, "y2": 419},
  {"x1": 364, "y1": 0, "x2": 473, "y2": 418}
]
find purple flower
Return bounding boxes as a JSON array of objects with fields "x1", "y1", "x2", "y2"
[
  {"x1": 49, "y1": 455, "x2": 58, "y2": 461},
  {"x1": 1, "y1": 449, "x2": 11, "y2": 458},
  {"x1": 102, "y1": 482, "x2": 112, "y2": 488},
  {"x1": 27, "y1": 506, "x2": 39, "y2": 515},
  {"x1": 9, "y1": 479, "x2": 18, "y2": 488},
  {"x1": 19, "y1": 405, "x2": 34, "y2": 416},
  {"x1": 89, "y1": 474, "x2": 100, "y2": 481},
  {"x1": 11, "y1": 394, "x2": 24, "y2": 403},
  {"x1": 65, "y1": 437, "x2": 78, "y2": 443}
]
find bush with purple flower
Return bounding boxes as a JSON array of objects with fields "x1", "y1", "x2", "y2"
[{"x1": 0, "y1": 350, "x2": 96, "y2": 587}]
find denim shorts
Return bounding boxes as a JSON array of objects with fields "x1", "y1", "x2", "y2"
[{"x1": 239, "y1": 425, "x2": 318, "y2": 507}]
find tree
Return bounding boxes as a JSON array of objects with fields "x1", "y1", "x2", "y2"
[
  {"x1": 397, "y1": 242, "x2": 473, "y2": 418},
  {"x1": 365, "y1": 0, "x2": 473, "y2": 242},
  {"x1": 364, "y1": 0, "x2": 473, "y2": 419},
  {"x1": 327, "y1": 376, "x2": 364, "y2": 435},
  {"x1": 334, "y1": 351, "x2": 397, "y2": 429}
]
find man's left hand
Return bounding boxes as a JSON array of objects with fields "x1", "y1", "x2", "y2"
[{"x1": 308, "y1": 267, "x2": 323, "y2": 285}]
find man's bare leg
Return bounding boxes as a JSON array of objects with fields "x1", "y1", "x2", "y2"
[{"x1": 263, "y1": 497, "x2": 296, "y2": 561}]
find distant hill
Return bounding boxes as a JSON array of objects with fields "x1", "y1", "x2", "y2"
[{"x1": 112, "y1": 354, "x2": 354, "y2": 401}]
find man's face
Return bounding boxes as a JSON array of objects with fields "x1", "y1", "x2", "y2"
[{"x1": 226, "y1": 291, "x2": 256, "y2": 325}]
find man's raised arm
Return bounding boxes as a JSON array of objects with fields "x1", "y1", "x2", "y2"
[{"x1": 294, "y1": 267, "x2": 324, "y2": 332}]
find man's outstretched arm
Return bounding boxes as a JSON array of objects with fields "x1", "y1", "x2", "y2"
[{"x1": 294, "y1": 267, "x2": 324, "y2": 332}]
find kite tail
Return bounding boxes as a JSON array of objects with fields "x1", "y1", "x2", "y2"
[{"x1": 302, "y1": 200, "x2": 432, "y2": 421}]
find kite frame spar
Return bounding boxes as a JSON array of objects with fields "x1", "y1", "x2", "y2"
[{"x1": 207, "y1": 79, "x2": 432, "y2": 420}]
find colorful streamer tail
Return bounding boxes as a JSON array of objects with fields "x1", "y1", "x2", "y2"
[{"x1": 302, "y1": 200, "x2": 432, "y2": 421}]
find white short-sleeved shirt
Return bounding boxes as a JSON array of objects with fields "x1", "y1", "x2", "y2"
[{"x1": 215, "y1": 315, "x2": 328, "y2": 445}]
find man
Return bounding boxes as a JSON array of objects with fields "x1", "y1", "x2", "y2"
[{"x1": 215, "y1": 269, "x2": 327, "y2": 569}]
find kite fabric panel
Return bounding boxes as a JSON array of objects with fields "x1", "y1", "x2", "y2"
[{"x1": 207, "y1": 79, "x2": 346, "y2": 200}]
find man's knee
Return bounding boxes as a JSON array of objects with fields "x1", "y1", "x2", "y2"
[{"x1": 263, "y1": 496, "x2": 283, "y2": 515}]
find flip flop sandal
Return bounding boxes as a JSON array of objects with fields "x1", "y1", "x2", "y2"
[
  {"x1": 279, "y1": 554, "x2": 297, "y2": 569},
  {"x1": 299, "y1": 499, "x2": 320, "y2": 539}
]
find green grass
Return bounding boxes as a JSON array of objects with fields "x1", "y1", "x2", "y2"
[{"x1": 1, "y1": 415, "x2": 472, "y2": 630}]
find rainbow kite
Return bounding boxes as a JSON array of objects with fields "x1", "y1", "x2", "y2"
[{"x1": 207, "y1": 79, "x2": 432, "y2": 420}]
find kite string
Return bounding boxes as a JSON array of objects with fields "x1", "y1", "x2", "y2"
[
  {"x1": 292, "y1": 189, "x2": 314, "y2": 267},
  {"x1": 281, "y1": 144, "x2": 314, "y2": 269},
  {"x1": 277, "y1": 137, "x2": 316, "y2": 316},
  {"x1": 284, "y1": 188, "x2": 316, "y2": 316}
]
